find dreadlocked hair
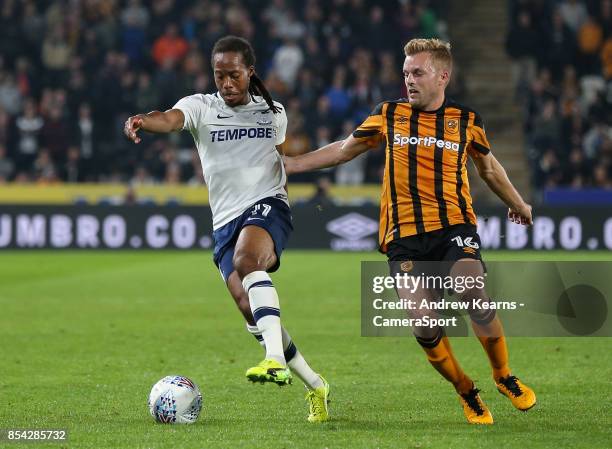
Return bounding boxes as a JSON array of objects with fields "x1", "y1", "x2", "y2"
[{"x1": 211, "y1": 35, "x2": 281, "y2": 114}]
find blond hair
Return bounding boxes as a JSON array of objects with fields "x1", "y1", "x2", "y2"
[{"x1": 404, "y1": 38, "x2": 452, "y2": 72}]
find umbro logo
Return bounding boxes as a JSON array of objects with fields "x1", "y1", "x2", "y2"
[
  {"x1": 217, "y1": 114, "x2": 233, "y2": 119},
  {"x1": 326, "y1": 213, "x2": 378, "y2": 240},
  {"x1": 397, "y1": 116, "x2": 409, "y2": 124}
]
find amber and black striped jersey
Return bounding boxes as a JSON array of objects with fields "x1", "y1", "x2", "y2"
[{"x1": 353, "y1": 98, "x2": 491, "y2": 252}]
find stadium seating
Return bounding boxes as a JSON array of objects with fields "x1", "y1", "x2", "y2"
[
  {"x1": 0, "y1": 0, "x2": 447, "y2": 188},
  {"x1": 506, "y1": 0, "x2": 611, "y2": 202}
]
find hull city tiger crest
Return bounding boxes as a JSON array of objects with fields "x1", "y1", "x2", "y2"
[
  {"x1": 400, "y1": 261, "x2": 414, "y2": 272},
  {"x1": 445, "y1": 118, "x2": 459, "y2": 134}
]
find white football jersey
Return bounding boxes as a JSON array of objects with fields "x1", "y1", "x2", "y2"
[{"x1": 173, "y1": 92, "x2": 288, "y2": 230}]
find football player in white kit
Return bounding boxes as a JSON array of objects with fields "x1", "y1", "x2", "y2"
[{"x1": 124, "y1": 36, "x2": 329, "y2": 423}]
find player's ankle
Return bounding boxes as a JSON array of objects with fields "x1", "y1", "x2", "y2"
[
  {"x1": 455, "y1": 377, "x2": 474, "y2": 395},
  {"x1": 493, "y1": 369, "x2": 511, "y2": 383}
]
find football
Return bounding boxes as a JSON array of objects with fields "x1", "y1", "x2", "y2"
[{"x1": 148, "y1": 375, "x2": 203, "y2": 424}]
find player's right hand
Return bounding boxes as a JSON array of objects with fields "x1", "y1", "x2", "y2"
[
  {"x1": 124, "y1": 115, "x2": 144, "y2": 144},
  {"x1": 508, "y1": 203, "x2": 533, "y2": 226}
]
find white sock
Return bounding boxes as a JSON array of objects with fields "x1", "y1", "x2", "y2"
[
  {"x1": 242, "y1": 271, "x2": 285, "y2": 365},
  {"x1": 281, "y1": 327, "x2": 324, "y2": 390}
]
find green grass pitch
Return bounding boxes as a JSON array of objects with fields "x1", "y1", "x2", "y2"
[{"x1": 1, "y1": 250, "x2": 610, "y2": 449}]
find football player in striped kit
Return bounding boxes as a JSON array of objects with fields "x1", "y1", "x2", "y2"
[{"x1": 284, "y1": 38, "x2": 536, "y2": 425}]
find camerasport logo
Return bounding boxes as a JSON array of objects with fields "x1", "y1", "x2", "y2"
[{"x1": 326, "y1": 213, "x2": 379, "y2": 251}]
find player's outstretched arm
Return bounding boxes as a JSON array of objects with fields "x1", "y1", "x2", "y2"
[
  {"x1": 472, "y1": 153, "x2": 533, "y2": 225},
  {"x1": 124, "y1": 109, "x2": 185, "y2": 144},
  {"x1": 284, "y1": 135, "x2": 377, "y2": 175}
]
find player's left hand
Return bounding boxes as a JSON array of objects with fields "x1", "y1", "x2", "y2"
[{"x1": 508, "y1": 203, "x2": 532, "y2": 226}]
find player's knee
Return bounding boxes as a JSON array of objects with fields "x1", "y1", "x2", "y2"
[
  {"x1": 469, "y1": 306, "x2": 496, "y2": 325},
  {"x1": 233, "y1": 251, "x2": 271, "y2": 278}
]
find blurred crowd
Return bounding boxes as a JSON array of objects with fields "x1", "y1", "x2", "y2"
[
  {"x1": 0, "y1": 0, "x2": 451, "y2": 186},
  {"x1": 506, "y1": 0, "x2": 612, "y2": 190}
]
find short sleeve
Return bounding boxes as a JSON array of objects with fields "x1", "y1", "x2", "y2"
[
  {"x1": 352, "y1": 102, "x2": 384, "y2": 139},
  {"x1": 467, "y1": 112, "x2": 491, "y2": 159},
  {"x1": 275, "y1": 104, "x2": 287, "y2": 145},
  {"x1": 173, "y1": 94, "x2": 208, "y2": 132}
]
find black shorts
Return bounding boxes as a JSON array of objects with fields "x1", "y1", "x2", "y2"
[
  {"x1": 387, "y1": 224, "x2": 484, "y2": 279},
  {"x1": 387, "y1": 223, "x2": 482, "y2": 262}
]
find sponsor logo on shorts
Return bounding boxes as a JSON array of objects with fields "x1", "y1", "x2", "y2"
[{"x1": 400, "y1": 261, "x2": 414, "y2": 272}]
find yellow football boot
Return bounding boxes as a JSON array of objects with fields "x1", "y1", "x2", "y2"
[
  {"x1": 245, "y1": 359, "x2": 292, "y2": 386},
  {"x1": 458, "y1": 387, "x2": 494, "y2": 425},
  {"x1": 496, "y1": 375, "x2": 536, "y2": 411},
  {"x1": 305, "y1": 376, "x2": 330, "y2": 423}
]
